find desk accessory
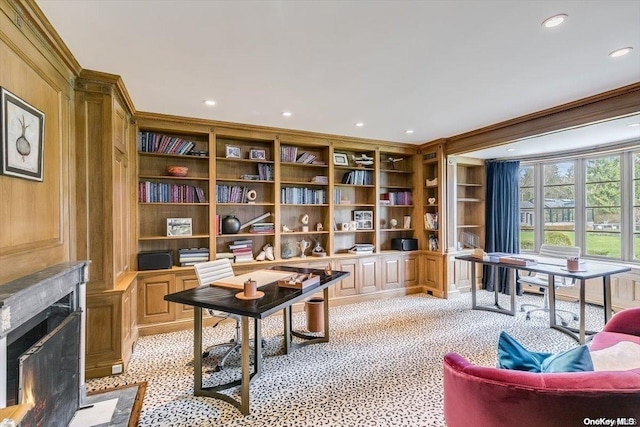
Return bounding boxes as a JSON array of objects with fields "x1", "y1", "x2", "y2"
[{"x1": 278, "y1": 273, "x2": 320, "y2": 289}]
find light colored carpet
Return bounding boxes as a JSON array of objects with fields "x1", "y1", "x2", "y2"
[{"x1": 86, "y1": 291, "x2": 604, "y2": 426}]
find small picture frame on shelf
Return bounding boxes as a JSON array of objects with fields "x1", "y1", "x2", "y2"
[
  {"x1": 167, "y1": 218, "x2": 192, "y2": 236},
  {"x1": 249, "y1": 148, "x2": 266, "y2": 160},
  {"x1": 403, "y1": 215, "x2": 411, "y2": 229},
  {"x1": 225, "y1": 145, "x2": 241, "y2": 159},
  {"x1": 352, "y1": 210, "x2": 373, "y2": 230},
  {"x1": 333, "y1": 152, "x2": 349, "y2": 166}
]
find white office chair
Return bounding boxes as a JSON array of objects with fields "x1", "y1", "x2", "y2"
[
  {"x1": 518, "y1": 244, "x2": 581, "y2": 326},
  {"x1": 193, "y1": 259, "x2": 242, "y2": 372}
]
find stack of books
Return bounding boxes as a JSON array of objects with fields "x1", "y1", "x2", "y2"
[
  {"x1": 310, "y1": 175, "x2": 329, "y2": 185},
  {"x1": 229, "y1": 240, "x2": 254, "y2": 263},
  {"x1": 178, "y1": 248, "x2": 210, "y2": 266},
  {"x1": 348, "y1": 243, "x2": 374, "y2": 254},
  {"x1": 295, "y1": 152, "x2": 317, "y2": 164},
  {"x1": 250, "y1": 223, "x2": 275, "y2": 234}
]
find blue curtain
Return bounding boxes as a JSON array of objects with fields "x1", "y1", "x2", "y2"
[{"x1": 482, "y1": 160, "x2": 522, "y2": 295}]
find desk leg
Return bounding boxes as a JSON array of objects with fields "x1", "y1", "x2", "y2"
[
  {"x1": 493, "y1": 265, "x2": 500, "y2": 306},
  {"x1": 470, "y1": 261, "x2": 477, "y2": 309},
  {"x1": 603, "y1": 275, "x2": 612, "y2": 324},
  {"x1": 254, "y1": 318, "x2": 262, "y2": 376},
  {"x1": 323, "y1": 287, "x2": 330, "y2": 342},
  {"x1": 240, "y1": 316, "x2": 250, "y2": 415},
  {"x1": 548, "y1": 274, "x2": 557, "y2": 329},
  {"x1": 283, "y1": 307, "x2": 291, "y2": 355},
  {"x1": 579, "y1": 279, "x2": 586, "y2": 345},
  {"x1": 194, "y1": 307, "x2": 203, "y2": 395},
  {"x1": 510, "y1": 268, "x2": 516, "y2": 315}
]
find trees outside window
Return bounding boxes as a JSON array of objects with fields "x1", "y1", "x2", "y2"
[
  {"x1": 519, "y1": 166, "x2": 534, "y2": 250},
  {"x1": 585, "y1": 155, "x2": 621, "y2": 258},
  {"x1": 634, "y1": 151, "x2": 640, "y2": 261},
  {"x1": 543, "y1": 161, "x2": 575, "y2": 246}
]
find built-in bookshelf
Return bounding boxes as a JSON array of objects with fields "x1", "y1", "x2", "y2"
[
  {"x1": 379, "y1": 150, "x2": 415, "y2": 251},
  {"x1": 422, "y1": 150, "x2": 441, "y2": 253},
  {"x1": 456, "y1": 157, "x2": 485, "y2": 250},
  {"x1": 214, "y1": 134, "x2": 276, "y2": 263},
  {"x1": 279, "y1": 141, "x2": 331, "y2": 259},
  {"x1": 136, "y1": 129, "x2": 212, "y2": 266},
  {"x1": 332, "y1": 148, "x2": 377, "y2": 255}
]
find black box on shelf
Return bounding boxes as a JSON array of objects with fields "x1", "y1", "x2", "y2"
[
  {"x1": 391, "y1": 238, "x2": 418, "y2": 251},
  {"x1": 138, "y1": 251, "x2": 173, "y2": 271}
]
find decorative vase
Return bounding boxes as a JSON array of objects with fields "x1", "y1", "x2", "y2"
[
  {"x1": 282, "y1": 242, "x2": 293, "y2": 259},
  {"x1": 221, "y1": 215, "x2": 241, "y2": 234}
]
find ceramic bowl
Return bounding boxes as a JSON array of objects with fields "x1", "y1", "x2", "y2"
[{"x1": 167, "y1": 166, "x2": 188, "y2": 177}]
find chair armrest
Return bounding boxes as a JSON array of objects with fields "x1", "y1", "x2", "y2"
[{"x1": 603, "y1": 308, "x2": 640, "y2": 337}]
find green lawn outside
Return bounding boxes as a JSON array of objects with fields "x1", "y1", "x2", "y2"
[{"x1": 520, "y1": 230, "x2": 640, "y2": 259}]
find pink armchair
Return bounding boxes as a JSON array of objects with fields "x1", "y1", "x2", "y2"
[{"x1": 443, "y1": 307, "x2": 640, "y2": 427}]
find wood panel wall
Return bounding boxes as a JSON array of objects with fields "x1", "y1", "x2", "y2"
[{"x1": 0, "y1": 0, "x2": 79, "y2": 284}]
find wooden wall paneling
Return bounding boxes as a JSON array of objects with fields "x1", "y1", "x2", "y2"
[
  {"x1": 0, "y1": 0, "x2": 77, "y2": 284},
  {"x1": 403, "y1": 254, "x2": 418, "y2": 288},
  {"x1": 137, "y1": 273, "x2": 175, "y2": 325},
  {"x1": 175, "y1": 273, "x2": 199, "y2": 319},
  {"x1": 85, "y1": 292, "x2": 122, "y2": 378},
  {"x1": 333, "y1": 258, "x2": 358, "y2": 297}
]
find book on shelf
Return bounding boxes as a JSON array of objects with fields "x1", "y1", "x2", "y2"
[
  {"x1": 296, "y1": 152, "x2": 317, "y2": 164},
  {"x1": 348, "y1": 243, "x2": 375, "y2": 254},
  {"x1": 215, "y1": 252, "x2": 235, "y2": 260},
  {"x1": 424, "y1": 213, "x2": 438, "y2": 230}
]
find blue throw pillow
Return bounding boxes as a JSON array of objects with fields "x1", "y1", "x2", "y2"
[{"x1": 497, "y1": 331, "x2": 594, "y2": 373}]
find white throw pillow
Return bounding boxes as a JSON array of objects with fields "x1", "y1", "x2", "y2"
[{"x1": 589, "y1": 341, "x2": 640, "y2": 371}]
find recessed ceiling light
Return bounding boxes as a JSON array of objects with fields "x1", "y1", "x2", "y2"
[
  {"x1": 542, "y1": 14, "x2": 568, "y2": 28},
  {"x1": 405, "y1": 130, "x2": 414, "y2": 134},
  {"x1": 609, "y1": 47, "x2": 633, "y2": 58},
  {"x1": 203, "y1": 100, "x2": 216, "y2": 106},
  {"x1": 506, "y1": 148, "x2": 516, "y2": 152},
  {"x1": 282, "y1": 111, "x2": 292, "y2": 117},
  {"x1": 355, "y1": 122, "x2": 364, "y2": 127},
  {"x1": 628, "y1": 123, "x2": 640, "y2": 127}
]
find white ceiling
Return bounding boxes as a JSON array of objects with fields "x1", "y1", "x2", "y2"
[{"x1": 36, "y1": 0, "x2": 640, "y2": 149}]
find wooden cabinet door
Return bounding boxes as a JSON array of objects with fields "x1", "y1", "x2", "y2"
[
  {"x1": 137, "y1": 273, "x2": 175, "y2": 325},
  {"x1": 381, "y1": 254, "x2": 402, "y2": 290},
  {"x1": 358, "y1": 256, "x2": 380, "y2": 294},
  {"x1": 175, "y1": 273, "x2": 200, "y2": 319},
  {"x1": 334, "y1": 258, "x2": 358, "y2": 297},
  {"x1": 423, "y1": 254, "x2": 441, "y2": 289},
  {"x1": 403, "y1": 254, "x2": 418, "y2": 288}
]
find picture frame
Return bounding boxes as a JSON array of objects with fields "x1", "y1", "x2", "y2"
[
  {"x1": 1, "y1": 87, "x2": 45, "y2": 181},
  {"x1": 249, "y1": 148, "x2": 266, "y2": 160},
  {"x1": 352, "y1": 210, "x2": 373, "y2": 230},
  {"x1": 333, "y1": 152, "x2": 349, "y2": 166},
  {"x1": 167, "y1": 217, "x2": 192, "y2": 236},
  {"x1": 403, "y1": 215, "x2": 411, "y2": 229},
  {"x1": 225, "y1": 144, "x2": 241, "y2": 159}
]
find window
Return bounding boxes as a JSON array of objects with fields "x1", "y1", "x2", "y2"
[
  {"x1": 519, "y1": 165, "x2": 534, "y2": 250},
  {"x1": 634, "y1": 151, "x2": 640, "y2": 261},
  {"x1": 585, "y1": 155, "x2": 621, "y2": 258},
  {"x1": 519, "y1": 148, "x2": 637, "y2": 263},
  {"x1": 543, "y1": 161, "x2": 575, "y2": 246}
]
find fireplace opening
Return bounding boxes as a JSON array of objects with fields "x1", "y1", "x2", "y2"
[{"x1": 6, "y1": 292, "x2": 74, "y2": 407}]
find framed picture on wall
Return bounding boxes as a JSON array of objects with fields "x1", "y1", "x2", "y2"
[{"x1": 0, "y1": 87, "x2": 45, "y2": 181}]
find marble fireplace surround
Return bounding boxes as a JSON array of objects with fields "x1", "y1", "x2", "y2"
[{"x1": 0, "y1": 261, "x2": 89, "y2": 422}]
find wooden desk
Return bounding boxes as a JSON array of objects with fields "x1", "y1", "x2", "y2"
[
  {"x1": 456, "y1": 254, "x2": 631, "y2": 344},
  {"x1": 164, "y1": 266, "x2": 348, "y2": 415}
]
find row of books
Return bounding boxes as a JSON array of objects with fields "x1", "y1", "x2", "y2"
[
  {"x1": 178, "y1": 248, "x2": 209, "y2": 266},
  {"x1": 229, "y1": 239, "x2": 254, "y2": 263},
  {"x1": 215, "y1": 185, "x2": 251, "y2": 203},
  {"x1": 424, "y1": 213, "x2": 439, "y2": 230},
  {"x1": 257, "y1": 163, "x2": 274, "y2": 181},
  {"x1": 380, "y1": 191, "x2": 413, "y2": 206},
  {"x1": 341, "y1": 170, "x2": 373, "y2": 185},
  {"x1": 281, "y1": 187, "x2": 327, "y2": 205},
  {"x1": 138, "y1": 132, "x2": 197, "y2": 155},
  {"x1": 138, "y1": 182, "x2": 206, "y2": 203}
]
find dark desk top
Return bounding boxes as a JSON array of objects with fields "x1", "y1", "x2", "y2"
[
  {"x1": 164, "y1": 266, "x2": 349, "y2": 319},
  {"x1": 455, "y1": 253, "x2": 631, "y2": 280}
]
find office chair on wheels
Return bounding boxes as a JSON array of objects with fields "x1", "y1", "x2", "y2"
[
  {"x1": 518, "y1": 244, "x2": 581, "y2": 327},
  {"x1": 193, "y1": 259, "x2": 244, "y2": 372}
]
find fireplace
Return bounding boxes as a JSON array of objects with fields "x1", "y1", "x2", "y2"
[{"x1": 0, "y1": 262, "x2": 88, "y2": 426}]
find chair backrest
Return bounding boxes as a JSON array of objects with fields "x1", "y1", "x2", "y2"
[
  {"x1": 538, "y1": 244, "x2": 581, "y2": 259},
  {"x1": 193, "y1": 259, "x2": 235, "y2": 286}
]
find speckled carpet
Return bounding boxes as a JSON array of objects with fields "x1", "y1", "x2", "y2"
[{"x1": 85, "y1": 291, "x2": 604, "y2": 426}]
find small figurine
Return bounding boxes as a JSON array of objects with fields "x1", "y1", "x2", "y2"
[
  {"x1": 352, "y1": 153, "x2": 374, "y2": 167},
  {"x1": 316, "y1": 222, "x2": 323, "y2": 232},
  {"x1": 282, "y1": 241, "x2": 293, "y2": 259},
  {"x1": 390, "y1": 218, "x2": 398, "y2": 229},
  {"x1": 282, "y1": 224, "x2": 291, "y2": 232},
  {"x1": 324, "y1": 263, "x2": 332, "y2": 275},
  {"x1": 385, "y1": 157, "x2": 403, "y2": 170},
  {"x1": 300, "y1": 213, "x2": 309, "y2": 232},
  {"x1": 311, "y1": 238, "x2": 326, "y2": 257}
]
